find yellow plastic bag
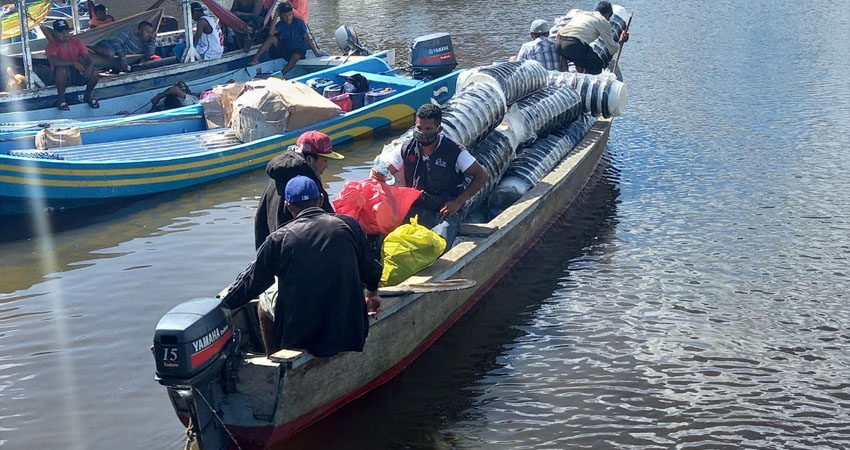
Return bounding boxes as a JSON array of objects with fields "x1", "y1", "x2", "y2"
[{"x1": 380, "y1": 215, "x2": 447, "y2": 287}]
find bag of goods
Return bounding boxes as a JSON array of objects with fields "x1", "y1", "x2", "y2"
[
  {"x1": 35, "y1": 127, "x2": 81, "y2": 150},
  {"x1": 231, "y1": 78, "x2": 341, "y2": 142},
  {"x1": 380, "y1": 215, "x2": 446, "y2": 286},
  {"x1": 211, "y1": 81, "x2": 246, "y2": 125},
  {"x1": 333, "y1": 178, "x2": 421, "y2": 235}
]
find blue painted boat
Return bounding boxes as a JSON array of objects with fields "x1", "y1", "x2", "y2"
[{"x1": 0, "y1": 56, "x2": 459, "y2": 215}]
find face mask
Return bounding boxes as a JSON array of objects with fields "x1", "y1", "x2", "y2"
[{"x1": 413, "y1": 129, "x2": 438, "y2": 146}]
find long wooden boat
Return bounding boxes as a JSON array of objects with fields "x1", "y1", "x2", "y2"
[
  {"x1": 152, "y1": 115, "x2": 612, "y2": 449},
  {"x1": 0, "y1": 56, "x2": 457, "y2": 215},
  {"x1": 0, "y1": 49, "x2": 393, "y2": 123},
  {"x1": 0, "y1": 5, "x2": 395, "y2": 122}
]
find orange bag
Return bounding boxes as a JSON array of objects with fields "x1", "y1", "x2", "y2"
[{"x1": 333, "y1": 178, "x2": 421, "y2": 235}]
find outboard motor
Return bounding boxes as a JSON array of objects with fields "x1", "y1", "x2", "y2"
[
  {"x1": 335, "y1": 24, "x2": 370, "y2": 55},
  {"x1": 409, "y1": 32, "x2": 457, "y2": 79},
  {"x1": 153, "y1": 298, "x2": 242, "y2": 450}
]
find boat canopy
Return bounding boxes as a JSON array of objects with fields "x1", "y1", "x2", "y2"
[
  {"x1": 39, "y1": 7, "x2": 163, "y2": 46},
  {"x1": 2, "y1": 0, "x2": 52, "y2": 39}
]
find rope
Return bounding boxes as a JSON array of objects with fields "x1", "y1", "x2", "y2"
[
  {"x1": 194, "y1": 387, "x2": 244, "y2": 450},
  {"x1": 183, "y1": 416, "x2": 196, "y2": 450}
]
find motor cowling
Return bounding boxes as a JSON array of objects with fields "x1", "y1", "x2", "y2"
[
  {"x1": 153, "y1": 298, "x2": 232, "y2": 381},
  {"x1": 409, "y1": 33, "x2": 457, "y2": 78},
  {"x1": 335, "y1": 25, "x2": 369, "y2": 55}
]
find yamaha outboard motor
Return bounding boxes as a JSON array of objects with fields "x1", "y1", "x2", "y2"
[
  {"x1": 335, "y1": 24, "x2": 370, "y2": 55},
  {"x1": 409, "y1": 32, "x2": 457, "y2": 79},
  {"x1": 153, "y1": 298, "x2": 242, "y2": 450}
]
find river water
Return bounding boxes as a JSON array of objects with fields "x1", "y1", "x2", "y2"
[{"x1": 2, "y1": 0, "x2": 850, "y2": 448}]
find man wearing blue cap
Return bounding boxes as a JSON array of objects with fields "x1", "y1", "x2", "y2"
[{"x1": 223, "y1": 176, "x2": 382, "y2": 358}]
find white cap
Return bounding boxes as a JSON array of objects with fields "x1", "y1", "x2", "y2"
[{"x1": 530, "y1": 19, "x2": 549, "y2": 34}]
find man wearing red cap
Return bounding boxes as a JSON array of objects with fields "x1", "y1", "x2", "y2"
[{"x1": 254, "y1": 130, "x2": 344, "y2": 249}]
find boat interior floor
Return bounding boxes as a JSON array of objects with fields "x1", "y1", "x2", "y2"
[{"x1": 8, "y1": 129, "x2": 241, "y2": 161}]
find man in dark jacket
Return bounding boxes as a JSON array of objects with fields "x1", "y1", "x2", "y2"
[
  {"x1": 223, "y1": 176, "x2": 382, "y2": 357},
  {"x1": 254, "y1": 130, "x2": 342, "y2": 249}
]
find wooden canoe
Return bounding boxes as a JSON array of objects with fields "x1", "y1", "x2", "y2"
[{"x1": 189, "y1": 117, "x2": 612, "y2": 449}]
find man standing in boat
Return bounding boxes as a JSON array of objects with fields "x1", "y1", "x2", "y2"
[
  {"x1": 254, "y1": 130, "x2": 340, "y2": 249},
  {"x1": 93, "y1": 21, "x2": 157, "y2": 73},
  {"x1": 222, "y1": 176, "x2": 382, "y2": 358},
  {"x1": 554, "y1": 1, "x2": 628, "y2": 74},
  {"x1": 249, "y1": 3, "x2": 320, "y2": 78},
  {"x1": 45, "y1": 20, "x2": 100, "y2": 111},
  {"x1": 372, "y1": 104, "x2": 490, "y2": 248}
]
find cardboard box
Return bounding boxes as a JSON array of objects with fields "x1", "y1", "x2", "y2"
[{"x1": 231, "y1": 78, "x2": 341, "y2": 142}]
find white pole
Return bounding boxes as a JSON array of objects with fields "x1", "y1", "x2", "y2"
[
  {"x1": 70, "y1": 0, "x2": 80, "y2": 33},
  {"x1": 181, "y1": 0, "x2": 200, "y2": 62},
  {"x1": 16, "y1": 0, "x2": 35, "y2": 90}
]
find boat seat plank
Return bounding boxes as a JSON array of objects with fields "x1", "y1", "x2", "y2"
[
  {"x1": 269, "y1": 349, "x2": 303, "y2": 363},
  {"x1": 20, "y1": 129, "x2": 242, "y2": 162},
  {"x1": 337, "y1": 70, "x2": 421, "y2": 88}
]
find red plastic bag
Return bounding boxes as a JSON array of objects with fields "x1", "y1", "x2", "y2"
[{"x1": 333, "y1": 178, "x2": 421, "y2": 235}]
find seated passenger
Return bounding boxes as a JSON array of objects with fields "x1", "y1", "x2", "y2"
[
  {"x1": 88, "y1": 4, "x2": 115, "y2": 28},
  {"x1": 173, "y1": 2, "x2": 224, "y2": 61},
  {"x1": 231, "y1": 0, "x2": 266, "y2": 31},
  {"x1": 221, "y1": 176, "x2": 382, "y2": 357},
  {"x1": 150, "y1": 81, "x2": 198, "y2": 111},
  {"x1": 371, "y1": 104, "x2": 490, "y2": 248},
  {"x1": 249, "y1": 2, "x2": 319, "y2": 78},
  {"x1": 93, "y1": 21, "x2": 157, "y2": 72},
  {"x1": 45, "y1": 20, "x2": 99, "y2": 110}
]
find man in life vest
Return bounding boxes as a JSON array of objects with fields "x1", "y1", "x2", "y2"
[{"x1": 372, "y1": 104, "x2": 490, "y2": 248}]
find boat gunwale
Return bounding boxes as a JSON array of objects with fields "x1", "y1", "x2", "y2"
[{"x1": 0, "y1": 49, "x2": 395, "y2": 102}]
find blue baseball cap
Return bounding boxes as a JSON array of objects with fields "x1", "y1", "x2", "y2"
[{"x1": 284, "y1": 176, "x2": 320, "y2": 203}]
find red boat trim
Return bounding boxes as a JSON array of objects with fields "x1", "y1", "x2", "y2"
[
  {"x1": 190, "y1": 327, "x2": 233, "y2": 368},
  {"x1": 260, "y1": 194, "x2": 579, "y2": 446},
  {"x1": 417, "y1": 53, "x2": 455, "y2": 64}
]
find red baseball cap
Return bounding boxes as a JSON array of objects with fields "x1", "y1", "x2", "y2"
[{"x1": 295, "y1": 131, "x2": 344, "y2": 160}]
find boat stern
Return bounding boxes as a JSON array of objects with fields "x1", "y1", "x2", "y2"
[{"x1": 153, "y1": 298, "x2": 243, "y2": 450}]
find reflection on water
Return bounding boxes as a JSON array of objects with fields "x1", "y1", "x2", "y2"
[{"x1": 2, "y1": 0, "x2": 850, "y2": 448}]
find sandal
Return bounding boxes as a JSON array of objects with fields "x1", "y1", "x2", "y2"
[
  {"x1": 87, "y1": 98, "x2": 100, "y2": 109},
  {"x1": 57, "y1": 101, "x2": 69, "y2": 111}
]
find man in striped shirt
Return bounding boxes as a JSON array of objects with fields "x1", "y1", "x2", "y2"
[
  {"x1": 93, "y1": 21, "x2": 157, "y2": 73},
  {"x1": 515, "y1": 19, "x2": 558, "y2": 70}
]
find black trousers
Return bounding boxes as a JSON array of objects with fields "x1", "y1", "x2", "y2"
[{"x1": 555, "y1": 36, "x2": 605, "y2": 75}]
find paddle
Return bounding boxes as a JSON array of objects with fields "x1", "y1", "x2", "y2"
[
  {"x1": 377, "y1": 278, "x2": 477, "y2": 298},
  {"x1": 611, "y1": 15, "x2": 632, "y2": 75}
]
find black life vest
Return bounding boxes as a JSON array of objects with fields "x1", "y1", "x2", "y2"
[{"x1": 400, "y1": 135, "x2": 466, "y2": 210}]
